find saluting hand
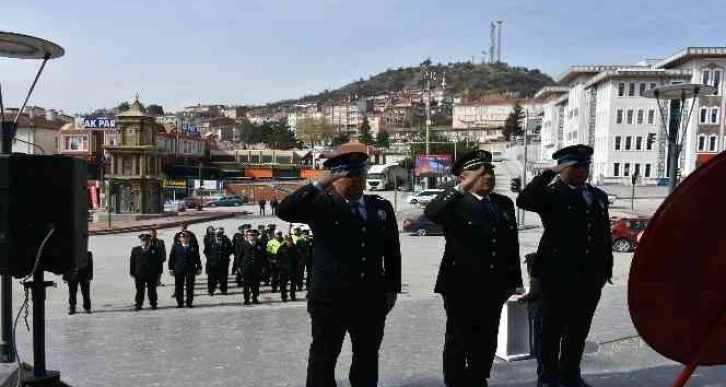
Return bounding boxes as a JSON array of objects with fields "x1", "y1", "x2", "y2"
[
  {"x1": 548, "y1": 160, "x2": 577, "y2": 173},
  {"x1": 458, "y1": 166, "x2": 488, "y2": 192},
  {"x1": 315, "y1": 170, "x2": 350, "y2": 188}
]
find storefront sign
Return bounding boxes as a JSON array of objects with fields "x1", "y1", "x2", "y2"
[
  {"x1": 163, "y1": 179, "x2": 187, "y2": 188},
  {"x1": 83, "y1": 117, "x2": 116, "y2": 129}
]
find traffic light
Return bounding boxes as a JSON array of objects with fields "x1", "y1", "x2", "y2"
[
  {"x1": 647, "y1": 133, "x2": 656, "y2": 148},
  {"x1": 510, "y1": 177, "x2": 522, "y2": 193}
]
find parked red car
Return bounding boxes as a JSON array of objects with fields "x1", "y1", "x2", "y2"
[{"x1": 610, "y1": 217, "x2": 650, "y2": 252}]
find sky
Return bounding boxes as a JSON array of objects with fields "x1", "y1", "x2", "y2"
[{"x1": 1, "y1": 0, "x2": 723, "y2": 115}]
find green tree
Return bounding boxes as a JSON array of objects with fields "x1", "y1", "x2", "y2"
[
  {"x1": 503, "y1": 103, "x2": 524, "y2": 141},
  {"x1": 261, "y1": 120, "x2": 297, "y2": 149},
  {"x1": 358, "y1": 116, "x2": 375, "y2": 145},
  {"x1": 146, "y1": 104, "x2": 165, "y2": 116},
  {"x1": 296, "y1": 116, "x2": 335, "y2": 147},
  {"x1": 330, "y1": 133, "x2": 350, "y2": 147},
  {"x1": 376, "y1": 129, "x2": 390, "y2": 149},
  {"x1": 116, "y1": 102, "x2": 130, "y2": 113}
]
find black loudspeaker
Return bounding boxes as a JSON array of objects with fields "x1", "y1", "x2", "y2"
[{"x1": 0, "y1": 154, "x2": 89, "y2": 278}]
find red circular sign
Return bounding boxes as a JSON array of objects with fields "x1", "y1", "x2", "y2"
[{"x1": 629, "y1": 152, "x2": 726, "y2": 365}]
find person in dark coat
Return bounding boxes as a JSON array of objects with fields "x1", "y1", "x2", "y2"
[
  {"x1": 258, "y1": 199, "x2": 267, "y2": 215},
  {"x1": 277, "y1": 151, "x2": 401, "y2": 387},
  {"x1": 276, "y1": 235, "x2": 299, "y2": 302},
  {"x1": 237, "y1": 229, "x2": 266, "y2": 305},
  {"x1": 150, "y1": 227, "x2": 166, "y2": 286},
  {"x1": 292, "y1": 228, "x2": 310, "y2": 291},
  {"x1": 270, "y1": 198, "x2": 279, "y2": 215},
  {"x1": 206, "y1": 227, "x2": 233, "y2": 295},
  {"x1": 63, "y1": 251, "x2": 94, "y2": 315},
  {"x1": 425, "y1": 150, "x2": 523, "y2": 387},
  {"x1": 232, "y1": 224, "x2": 249, "y2": 287},
  {"x1": 300, "y1": 229, "x2": 314, "y2": 289},
  {"x1": 130, "y1": 234, "x2": 164, "y2": 310},
  {"x1": 516, "y1": 144, "x2": 613, "y2": 387},
  {"x1": 173, "y1": 224, "x2": 198, "y2": 248},
  {"x1": 168, "y1": 231, "x2": 202, "y2": 308}
]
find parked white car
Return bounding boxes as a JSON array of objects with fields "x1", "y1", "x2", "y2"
[{"x1": 405, "y1": 189, "x2": 445, "y2": 205}]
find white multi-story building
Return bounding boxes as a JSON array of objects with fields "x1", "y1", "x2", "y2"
[{"x1": 538, "y1": 47, "x2": 726, "y2": 184}]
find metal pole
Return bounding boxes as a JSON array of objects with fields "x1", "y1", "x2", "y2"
[
  {"x1": 521, "y1": 111, "x2": 528, "y2": 226},
  {"x1": 0, "y1": 121, "x2": 14, "y2": 363},
  {"x1": 32, "y1": 270, "x2": 46, "y2": 377},
  {"x1": 425, "y1": 75, "x2": 432, "y2": 189},
  {"x1": 667, "y1": 95, "x2": 684, "y2": 193},
  {"x1": 198, "y1": 163, "x2": 203, "y2": 210}
]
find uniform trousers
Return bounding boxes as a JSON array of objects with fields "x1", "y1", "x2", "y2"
[
  {"x1": 68, "y1": 280, "x2": 91, "y2": 311},
  {"x1": 442, "y1": 291, "x2": 506, "y2": 386},
  {"x1": 279, "y1": 269, "x2": 297, "y2": 300},
  {"x1": 243, "y1": 268, "x2": 261, "y2": 301},
  {"x1": 538, "y1": 282, "x2": 602, "y2": 385},
  {"x1": 174, "y1": 272, "x2": 196, "y2": 306},
  {"x1": 207, "y1": 268, "x2": 229, "y2": 295},
  {"x1": 306, "y1": 294, "x2": 387, "y2": 387},
  {"x1": 134, "y1": 279, "x2": 158, "y2": 308}
]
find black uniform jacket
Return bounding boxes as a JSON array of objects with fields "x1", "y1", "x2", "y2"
[
  {"x1": 168, "y1": 243, "x2": 202, "y2": 276},
  {"x1": 237, "y1": 240, "x2": 266, "y2": 272},
  {"x1": 276, "y1": 183, "x2": 402, "y2": 303},
  {"x1": 207, "y1": 236, "x2": 233, "y2": 271},
  {"x1": 516, "y1": 170, "x2": 613, "y2": 288},
  {"x1": 276, "y1": 243, "x2": 299, "y2": 272},
  {"x1": 130, "y1": 246, "x2": 163, "y2": 281},
  {"x1": 426, "y1": 188, "x2": 523, "y2": 296}
]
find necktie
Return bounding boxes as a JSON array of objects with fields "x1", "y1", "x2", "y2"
[
  {"x1": 481, "y1": 197, "x2": 498, "y2": 219},
  {"x1": 350, "y1": 202, "x2": 365, "y2": 221},
  {"x1": 577, "y1": 187, "x2": 593, "y2": 206}
]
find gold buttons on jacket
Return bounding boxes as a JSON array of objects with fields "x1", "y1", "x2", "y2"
[
  {"x1": 489, "y1": 264, "x2": 494, "y2": 269},
  {"x1": 361, "y1": 243, "x2": 365, "y2": 247},
  {"x1": 362, "y1": 257, "x2": 366, "y2": 262},
  {"x1": 360, "y1": 273, "x2": 365, "y2": 279}
]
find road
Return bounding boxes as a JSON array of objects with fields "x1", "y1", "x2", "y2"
[{"x1": 8, "y1": 167, "x2": 726, "y2": 386}]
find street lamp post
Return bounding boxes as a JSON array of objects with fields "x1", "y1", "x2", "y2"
[{"x1": 644, "y1": 84, "x2": 715, "y2": 193}]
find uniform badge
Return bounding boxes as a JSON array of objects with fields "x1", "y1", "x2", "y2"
[{"x1": 377, "y1": 209, "x2": 387, "y2": 221}]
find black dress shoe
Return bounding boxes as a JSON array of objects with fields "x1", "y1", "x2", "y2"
[
  {"x1": 176, "y1": 304, "x2": 184, "y2": 308},
  {"x1": 186, "y1": 304, "x2": 194, "y2": 308},
  {"x1": 151, "y1": 305, "x2": 158, "y2": 310},
  {"x1": 68, "y1": 309, "x2": 76, "y2": 315},
  {"x1": 84, "y1": 309, "x2": 92, "y2": 314},
  {"x1": 244, "y1": 300, "x2": 251, "y2": 305},
  {"x1": 252, "y1": 299, "x2": 260, "y2": 304},
  {"x1": 134, "y1": 305, "x2": 142, "y2": 311}
]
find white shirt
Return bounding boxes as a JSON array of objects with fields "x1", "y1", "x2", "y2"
[
  {"x1": 454, "y1": 184, "x2": 490, "y2": 201},
  {"x1": 568, "y1": 184, "x2": 593, "y2": 206},
  {"x1": 346, "y1": 196, "x2": 367, "y2": 220}
]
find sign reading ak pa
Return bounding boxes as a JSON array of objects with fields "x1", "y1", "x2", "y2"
[{"x1": 83, "y1": 118, "x2": 116, "y2": 129}]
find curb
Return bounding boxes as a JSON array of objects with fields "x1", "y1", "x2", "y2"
[{"x1": 89, "y1": 212, "x2": 244, "y2": 236}]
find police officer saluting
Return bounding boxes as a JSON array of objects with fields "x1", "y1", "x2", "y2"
[
  {"x1": 277, "y1": 151, "x2": 401, "y2": 387},
  {"x1": 516, "y1": 144, "x2": 613, "y2": 387},
  {"x1": 425, "y1": 150, "x2": 523, "y2": 387}
]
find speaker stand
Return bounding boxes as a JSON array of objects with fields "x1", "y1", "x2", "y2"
[{"x1": 21, "y1": 271, "x2": 59, "y2": 386}]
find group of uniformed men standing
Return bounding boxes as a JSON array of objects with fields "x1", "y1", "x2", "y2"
[{"x1": 128, "y1": 222, "x2": 314, "y2": 309}]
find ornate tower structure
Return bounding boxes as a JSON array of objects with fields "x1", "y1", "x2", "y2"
[{"x1": 105, "y1": 97, "x2": 165, "y2": 214}]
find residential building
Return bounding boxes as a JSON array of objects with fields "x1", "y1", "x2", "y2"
[{"x1": 538, "y1": 46, "x2": 726, "y2": 184}]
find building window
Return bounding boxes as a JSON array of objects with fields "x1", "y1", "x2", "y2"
[
  {"x1": 628, "y1": 83, "x2": 635, "y2": 96},
  {"x1": 615, "y1": 136, "x2": 622, "y2": 150},
  {"x1": 645, "y1": 164, "x2": 652, "y2": 178},
  {"x1": 618, "y1": 83, "x2": 625, "y2": 97},
  {"x1": 637, "y1": 109, "x2": 644, "y2": 124},
  {"x1": 614, "y1": 163, "x2": 621, "y2": 177},
  {"x1": 698, "y1": 134, "x2": 706, "y2": 151},
  {"x1": 714, "y1": 70, "x2": 722, "y2": 95},
  {"x1": 702, "y1": 69, "x2": 711, "y2": 86},
  {"x1": 624, "y1": 163, "x2": 631, "y2": 176},
  {"x1": 647, "y1": 109, "x2": 655, "y2": 125},
  {"x1": 649, "y1": 82, "x2": 657, "y2": 90},
  {"x1": 625, "y1": 136, "x2": 632, "y2": 150},
  {"x1": 639, "y1": 83, "x2": 646, "y2": 96},
  {"x1": 616, "y1": 109, "x2": 624, "y2": 124},
  {"x1": 709, "y1": 135, "x2": 718, "y2": 152},
  {"x1": 627, "y1": 110, "x2": 634, "y2": 124},
  {"x1": 64, "y1": 135, "x2": 88, "y2": 151},
  {"x1": 646, "y1": 133, "x2": 655, "y2": 151},
  {"x1": 635, "y1": 136, "x2": 643, "y2": 150},
  {"x1": 634, "y1": 163, "x2": 641, "y2": 177},
  {"x1": 711, "y1": 107, "x2": 720, "y2": 124},
  {"x1": 700, "y1": 107, "x2": 709, "y2": 124}
]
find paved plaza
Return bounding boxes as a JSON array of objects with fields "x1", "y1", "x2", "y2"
[{"x1": 6, "y1": 162, "x2": 725, "y2": 386}]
